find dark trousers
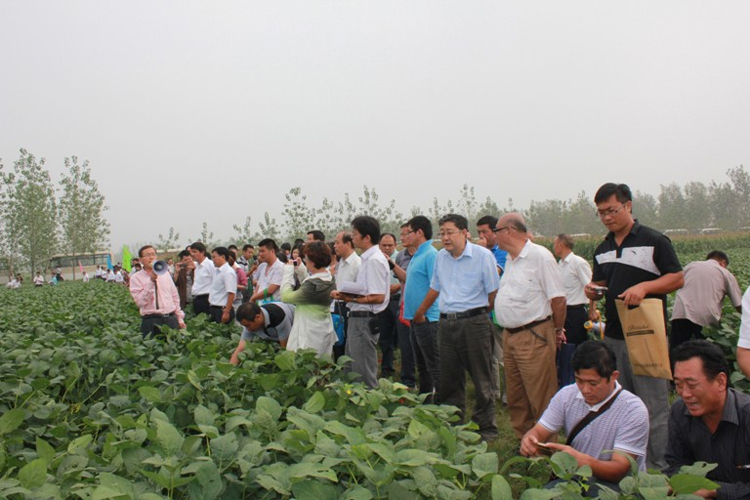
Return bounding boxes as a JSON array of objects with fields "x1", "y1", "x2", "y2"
[
  {"x1": 377, "y1": 297, "x2": 399, "y2": 374},
  {"x1": 396, "y1": 311, "x2": 416, "y2": 387},
  {"x1": 411, "y1": 320, "x2": 440, "y2": 402},
  {"x1": 209, "y1": 305, "x2": 235, "y2": 324},
  {"x1": 193, "y1": 294, "x2": 210, "y2": 316},
  {"x1": 140, "y1": 314, "x2": 179, "y2": 338},
  {"x1": 439, "y1": 314, "x2": 497, "y2": 440},
  {"x1": 333, "y1": 302, "x2": 349, "y2": 361},
  {"x1": 558, "y1": 305, "x2": 588, "y2": 387},
  {"x1": 670, "y1": 319, "x2": 703, "y2": 357}
]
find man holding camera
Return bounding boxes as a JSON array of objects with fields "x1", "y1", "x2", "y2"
[
  {"x1": 129, "y1": 245, "x2": 185, "y2": 338},
  {"x1": 586, "y1": 182, "x2": 683, "y2": 470}
]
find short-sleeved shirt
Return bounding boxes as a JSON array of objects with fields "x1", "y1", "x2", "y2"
[
  {"x1": 255, "y1": 259, "x2": 285, "y2": 302},
  {"x1": 666, "y1": 389, "x2": 750, "y2": 499},
  {"x1": 209, "y1": 262, "x2": 238, "y2": 307},
  {"x1": 736, "y1": 287, "x2": 750, "y2": 349},
  {"x1": 539, "y1": 382, "x2": 649, "y2": 471},
  {"x1": 241, "y1": 302, "x2": 295, "y2": 342},
  {"x1": 430, "y1": 241, "x2": 500, "y2": 313},
  {"x1": 494, "y1": 240, "x2": 566, "y2": 328},
  {"x1": 394, "y1": 248, "x2": 413, "y2": 291},
  {"x1": 349, "y1": 245, "x2": 390, "y2": 314},
  {"x1": 192, "y1": 257, "x2": 215, "y2": 296},
  {"x1": 672, "y1": 259, "x2": 742, "y2": 327},
  {"x1": 336, "y1": 251, "x2": 361, "y2": 284},
  {"x1": 592, "y1": 221, "x2": 682, "y2": 340},
  {"x1": 403, "y1": 240, "x2": 440, "y2": 321},
  {"x1": 559, "y1": 251, "x2": 593, "y2": 307},
  {"x1": 491, "y1": 245, "x2": 508, "y2": 272}
]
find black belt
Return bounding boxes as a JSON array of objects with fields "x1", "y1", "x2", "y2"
[
  {"x1": 350, "y1": 311, "x2": 376, "y2": 318},
  {"x1": 506, "y1": 316, "x2": 551, "y2": 334},
  {"x1": 567, "y1": 304, "x2": 587, "y2": 310},
  {"x1": 194, "y1": 294, "x2": 209, "y2": 298},
  {"x1": 439, "y1": 307, "x2": 487, "y2": 320},
  {"x1": 143, "y1": 312, "x2": 176, "y2": 319}
]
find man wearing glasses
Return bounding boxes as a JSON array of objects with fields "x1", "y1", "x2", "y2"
[
  {"x1": 494, "y1": 213, "x2": 567, "y2": 439},
  {"x1": 414, "y1": 214, "x2": 500, "y2": 441},
  {"x1": 586, "y1": 182, "x2": 683, "y2": 470}
]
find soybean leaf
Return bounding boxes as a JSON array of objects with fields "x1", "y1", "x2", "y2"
[
  {"x1": 472, "y1": 452, "x2": 499, "y2": 479},
  {"x1": 154, "y1": 419, "x2": 184, "y2": 456},
  {"x1": 491, "y1": 474, "x2": 513, "y2": 500},
  {"x1": 193, "y1": 405, "x2": 215, "y2": 426},
  {"x1": 303, "y1": 391, "x2": 326, "y2": 414},
  {"x1": 138, "y1": 386, "x2": 162, "y2": 403},
  {"x1": 210, "y1": 433, "x2": 239, "y2": 464},
  {"x1": 36, "y1": 437, "x2": 56, "y2": 464},
  {"x1": 256, "y1": 396, "x2": 282, "y2": 421},
  {"x1": 67, "y1": 434, "x2": 93, "y2": 455},
  {"x1": 670, "y1": 474, "x2": 720, "y2": 495},
  {"x1": 342, "y1": 485, "x2": 374, "y2": 500},
  {"x1": 291, "y1": 481, "x2": 339, "y2": 500},
  {"x1": 18, "y1": 458, "x2": 47, "y2": 489},
  {"x1": 0, "y1": 408, "x2": 25, "y2": 435},
  {"x1": 678, "y1": 462, "x2": 718, "y2": 477}
]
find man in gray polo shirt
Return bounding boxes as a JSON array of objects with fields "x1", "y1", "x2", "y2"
[{"x1": 521, "y1": 341, "x2": 649, "y2": 489}]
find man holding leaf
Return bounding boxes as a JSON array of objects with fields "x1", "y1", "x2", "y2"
[{"x1": 586, "y1": 182, "x2": 684, "y2": 470}]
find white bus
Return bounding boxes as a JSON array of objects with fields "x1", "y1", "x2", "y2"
[{"x1": 49, "y1": 252, "x2": 113, "y2": 281}]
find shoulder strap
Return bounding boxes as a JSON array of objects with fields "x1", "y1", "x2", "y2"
[{"x1": 566, "y1": 388, "x2": 622, "y2": 446}]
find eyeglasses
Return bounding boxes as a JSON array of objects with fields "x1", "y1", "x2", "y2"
[
  {"x1": 439, "y1": 230, "x2": 460, "y2": 237},
  {"x1": 492, "y1": 226, "x2": 512, "y2": 234},
  {"x1": 596, "y1": 204, "x2": 627, "y2": 219}
]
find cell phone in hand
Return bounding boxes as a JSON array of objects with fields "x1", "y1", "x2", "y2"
[{"x1": 536, "y1": 442, "x2": 554, "y2": 457}]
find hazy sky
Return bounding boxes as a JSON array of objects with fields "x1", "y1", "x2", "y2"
[{"x1": 2, "y1": 1, "x2": 749, "y2": 250}]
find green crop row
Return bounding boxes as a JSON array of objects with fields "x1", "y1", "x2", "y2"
[{"x1": 0, "y1": 281, "x2": 727, "y2": 499}]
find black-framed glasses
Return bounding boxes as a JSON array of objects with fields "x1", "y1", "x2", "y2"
[{"x1": 492, "y1": 226, "x2": 512, "y2": 234}]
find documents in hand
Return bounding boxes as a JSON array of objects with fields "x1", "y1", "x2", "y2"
[{"x1": 337, "y1": 281, "x2": 366, "y2": 297}]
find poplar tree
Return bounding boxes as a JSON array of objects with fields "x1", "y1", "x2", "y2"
[
  {"x1": 1, "y1": 149, "x2": 58, "y2": 274},
  {"x1": 59, "y1": 156, "x2": 110, "y2": 277}
]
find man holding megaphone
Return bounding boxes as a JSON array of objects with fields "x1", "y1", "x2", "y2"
[{"x1": 129, "y1": 245, "x2": 186, "y2": 338}]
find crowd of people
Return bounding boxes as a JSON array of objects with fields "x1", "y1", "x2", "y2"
[{"x1": 113, "y1": 181, "x2": 750, "y2": 498}]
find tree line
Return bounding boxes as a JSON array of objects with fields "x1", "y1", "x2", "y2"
[
  {"x1": 3, "y1": 147, "x2": 746, "y2": 273},
  {"x1": 159, "y1": 165, "x2": 750, "y2": 250},
  {"x1": 0, "y1": 149, "x2": 110, "y2": 276}
]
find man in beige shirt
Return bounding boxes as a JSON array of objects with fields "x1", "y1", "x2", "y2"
[{"x1": 671, "y1": 250, "x2": 742, "y2": 352}]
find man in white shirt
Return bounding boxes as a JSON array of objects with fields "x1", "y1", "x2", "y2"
[
  {"x1": 208, "y1": 246, "x2": 237, "y2": 324},
  {"x1": 249, "y1": 239, "x2": 285, "y2": 303},
  {"x1": 554, "y1": 233, "x2": 594, "y2": 386},
  {"x1": 189, "y1": 241, "x2": 215, "y2": 316},
  {"x1": 494, "y1": 213, "x2": 567, "y2": 439},
  {"x1": 332, "y1": 231, "x2": 362, "y2": 359},
  {"x1": 332, "y1": 216, "x2": 390, "y2": 389}
]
